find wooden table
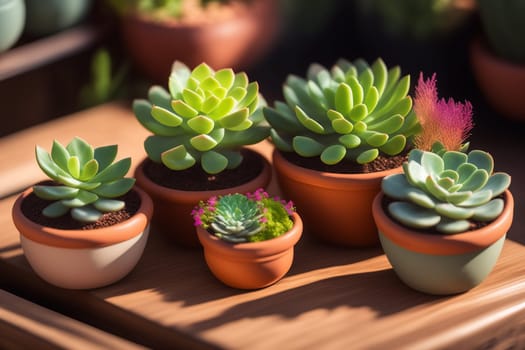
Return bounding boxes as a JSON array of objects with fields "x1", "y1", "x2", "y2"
[{"x1": 1, "y1": 103, "x2": 525, "y2": 349}]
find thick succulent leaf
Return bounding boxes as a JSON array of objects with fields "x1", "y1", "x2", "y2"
[
  {"x1": 388, "y1": 201, "x2": 441, "y2": 229},
  {"x1": 33, "y1": 186, "x2": 79, "y2": 200},
  {"x1": 321, "y1": 145, "x2": 346, "y2": 165},
  {"x1": 435, "y1": 203, "x2": 474, "y2": 220},
  {"x1": 212, "y1": 87, "x2": 227, "y2": 100},
  {"x1": 56, "y1": 175, "x2": 100, "y2": 190},
  {"x1": 270, "y1": 129, "x2": 293, "y2": 152},
  {"x1": 293, "y1": 136, "x2": 324, "y2": 157},
  {"x1": 443, "y1": 151, "x2": 468, "y2": 171},
  {"x1": 79, "y1": 159, "x2": 99, "y2": 181},
  {"x1": 51, "y1": 140, "x2": 69, "y2": 172},
  {"x1": 348, "y1": 104, "x2": 368, "y2": 122},
  {"x1": 421, "y1": 151, "x2": 444, "y2": 175},
  {"x1": 457, "y1": 163, "x2": 477, "y2": 183},
  {"x1": 92, "y1": 178, "x2": 135, "y2": 198},
  {"x1": 338, "y1": 134, "x2": 361, "y2": 148},
  {"x1": 62, "y1": 190, "x2": 99, "y2": 208},
  {"x1": 71, "y1": 206, "x2": 102, "y2": 223},
  {"x1": 356, "y1": 148, "x2": 379, "y2": 164},
  {"x1": 144, "y1": 135, "x2": 187, "y2": 163},
  {"x1": 481, "y1": 173, "x2": 511, "y2": 196},
  {"x1": 209, "y1": 97, "x2": 235, "y2": 119},
  {"x1": 437, "y1": 176, "x2": 455, "y2": 190},
  {"x1": 332, "y1": 118, "x2": 353, "y2": 134},
  {"x1": 182, "y1": 88, "x2": 204, "y2": 110},
  {"x1": 191, "y1": 63, "x2": 214, "y2": 81},
  {"x1": 380, "y1": 135, "x2": 406, "y2": 156},
  {"x1": 295, "y1": 106, "x2": 325, "y2": 133},
  {"x1": 42, "y1": 201, "x2": 69, "y2": 218},
  {"x1": 425, "y1": 175, "x2": 449, "y2": 202},
  {"x1": 200, "y1": 76, "x2": 221, "y2": 91},
  {"x1": 468, "y1": 150, "x2": 494, "y2": 174},
  {"x1": 364, "y1": 131, "x2": 388, "y2": 147},
  {"x1": 215, "y1": 68, "x2": 235, "y2": 90},
  {"x1": 404, "y1": 161, "x2": 428, "y2": 188},
  {"x1": 316, "y1": 68, "x2": 332, "y2": 88},
  {"x1": 373, "y1": 75, "x2": 410, "y2": 116},
  {"x1": 472, "y1": 198, "x2": 504, "y2": 221},
  {"x1": 67, "y1": 156, "x2": 81, "y2": 179},
  {"x1": 436, "y1": 219, "x2": 471, "y2": 234},
  {"x1": 458, "y1": 189, "x2": 493, "y2": 207},
  {"x1": 382, "y1": 173, "x2": 412, "y2": 199},
  {"x1": 388, "y1": 96, "x2": 412, "y2": 117},
  {"x1": 232, "y1": 72, "x2": 248, "y2": 89},
  {"x1": 264, "y1": 105, "x2": 302, "y2": 131},
  {"x1": 201, "y1": 95, "x2": 221, "y2": 114},
  {"x1": 327, "y1": 109, "x2": 344, "y2": 121},
  {"x1": 202, "y1": 151, "x2": 228, "y2": 174},
  {"x1": 407, "y1": 190, "x2": 436, "y2": 209},
  {"x1": 308, "y1": 81, "x2": 327, "y2": 108},
  {"x1": 171, "y1": 100, "x2": 198, "y2": 118},
  {"x1": 446, "y1": 190, "x2": 472, "y2": 205},
  {"x1": 133, "y1": 99, "x2": 182, "y2": 136},
  {"x1": 335, "y1": 83, "x2": 353, "y2": 116},
  {"x1": 358, "y1": 68, "x2": 374, "y2": 96},
  {"x1": 346, "y1": 76, "x2": 364, "y2": 105},
  {"x1": 364, "y1": 86, "x2": 379, "y2": 113},
  {"x1": 161, "y1": 145, "x2": 196, "y2": 170},
  {"x1": 149, "y1": 85, "x2": 172, "y2": 109},
  {"x1": 91, "y1": 158, "x2": 131, "y2": 183},
  {"x1": 221, "y1": 150, "x2": 243, "y2": 169},
  {"x1": 371, "y1": 58, "x2": 387, "y2": 95},
  {"x1": 220, "y1": 108, "x2": 249, "y2": 128},
  {"x1": 66, "y1": 137, "x2": 94, "y2": 166},
  {"x1": 93, "y1": 198, "x2": 125, "y2": 212},
  {"x1": 94, "y1": 145, "x2": 117, "y2": 172},
  {"x1": 460, "y1": 169, "x2": 489, "y2": 192},
  {"x1": 226, "y1": 119, "x2": 253, "y2": 131},
  {"x1": 221, "y1": 126, "x2": 269, "y2": 148},
  {"x1": 187, "y1": 115, "x2": 215, "y2": 134},
  {"x1": 440, "y1": 169, "x2": 459, "y2": 182},
  {"x1": 239, "y1": 82, "x2": 259, "y2": 108},
  {"x1": 228, "y1": 86, "x2": 246, "y2": 101},
  {"x1": 190, "y1": 134, "x2": 219, "y2": 151},
  {"x1": 408, "y1": 149, "x2": 423, "y2": 163}
]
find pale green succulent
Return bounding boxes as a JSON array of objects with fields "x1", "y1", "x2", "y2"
[
  {"x1": 34, "y1": 137, "x2": 135, "y2": 223},
  {"x1": 264, "y1": 58, "x2": 420, "y2": 165},
  {"x1": 210, "y1": 193, "x2": 263, "y2": 243},
  {"x1": 382, "y1": 146, "x2": 511, "y2": 234},
  {"x1": 133, "y1": 61, "x2": 270, "y2": 174}
]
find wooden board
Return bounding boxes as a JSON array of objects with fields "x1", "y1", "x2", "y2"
[{"x1": 1, "y1": 103, "x2": 525, "y2": 349}]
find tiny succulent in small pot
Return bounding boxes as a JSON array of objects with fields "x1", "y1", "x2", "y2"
[
  {"x1": 263, "y1": 57, "x2": 420, "y2": 246},
  {"x1": 374, "y1": 74, "x2": 513, "y2": 295},
  {"x1": 133, "y1": 61, "x2": 272, "y2": 246},
  {"x1": 193, "y1": 188, "x2": 302, "y2": 289},
  {"x1": 12, "y1": 137, "x2": 153, "y2": 289}
]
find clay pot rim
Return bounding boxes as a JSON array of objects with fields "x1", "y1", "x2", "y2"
[
  {"x1": 470, "y1": 36, "x2": 525, "y2": 74},
  {"x1": 373, "y1": 190, "x2": 514, "y2": 255},
  {"x1": 196, "y1": 212, "x2": 303, "y2": 259},
  {"x1": 12, "y1": 186, "x2": 154, "y2": 249},
  {"x1": 272, "y1": 148, "x2": 403, "y2": 189},
  {"x1": 134, "y1": 148, "x2": 272, "y2": 203}
]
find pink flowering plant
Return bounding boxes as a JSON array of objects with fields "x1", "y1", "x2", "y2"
[
  {"x1": 192, "y1": 188, "x2": 295, "y2": 243},
  {"x1": 380, "y1": 74, "x2": 511, "y2": 234}
]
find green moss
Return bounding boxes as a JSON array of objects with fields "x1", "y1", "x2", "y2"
[{"x1": 249, "y1": 198, "x2": 293, "y2": 242}]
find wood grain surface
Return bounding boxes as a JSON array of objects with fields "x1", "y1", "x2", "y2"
[{"x1": 1, "y1": 103, "x2": 524, "y2": 349}]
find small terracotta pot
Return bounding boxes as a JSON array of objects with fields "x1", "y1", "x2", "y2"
[
  {"x1": 470, "y1": 36, "x2": 525, "y2": 120},
  {"x1": 196, "y1": 212, "x2": 302, "y2": 289},
  {"x1": 134, "y1": 149, "x2": 272, "y2": 247},
  {"x1": 119, "y1": 0, "x2": 279, "y2": 83},
  {"x1": 272, "y1": 149, "x2": 402, "y2": 247},
  {"x1": 12, "y1": 186, "x2": 153, "y2": 289},
  {"x1": 372, "y1": 190, "x2": 514, "y2": 295}
]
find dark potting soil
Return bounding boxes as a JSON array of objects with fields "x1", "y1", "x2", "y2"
[
  {"x1": 280, "y1": 151, "x2": 408, "y2": 174},
  {"x1": 21, "y1": 188, "x2": 141, "y2": 230},
  {"x1": 143, "y1": 148, "x2": 264, "y2": 191}
]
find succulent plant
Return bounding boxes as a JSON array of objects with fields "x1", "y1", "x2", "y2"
[
  {"x1": 382, "y1": 147, "x2": 511, "y2": 234},
  {"x1": 33, "y1": 137, "x2": 135, "y2": 223},
  {"x1": 264, "y1": 57, "x2": 420, "y2": 165},
  {"x1": 192, "y1": 188, "x2": 295, "y2": 243},
  {"x1": 133, "y1": 61, "x2": 270, "y2": 174}
]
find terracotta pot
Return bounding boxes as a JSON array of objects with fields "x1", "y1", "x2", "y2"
[
  {"x1": 470, "y1": 36, "x2": 525, "y2": 120},
  {"x1": 196, "y1": 212, "x2": 302, "y2": 289},
  {"x1": 0, "y1": 0, "x2": 25, "y2": 52},
  {"x1": 272, "y1": 149, "x2": 402, "y2": 247},
  {"x1": 12, "y1": 186, "x2": 153, "y2": 289},
  {"x1": 134, "y1": 149, "x2": 272, "y2": 247},
  {"x1": 119, "y1": 0, "x2": 279, "y2": 83},
  {"x1": 372, "y1": 190, "x2": 514, "y2": 295}
]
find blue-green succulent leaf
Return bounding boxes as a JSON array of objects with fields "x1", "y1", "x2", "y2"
[
  {"x1": 42, "y1": 201, "x2": 69, "y2": 218},
  {"x1": 481, "y1": 173, "x2": 511, "y2": 196},
  {"x1": 471, "y1": 199, "x2": 504, "y2": 221},
  {"x1": 33, "y1": 186, "x2": 79, "y2": 200},
  {"x1": 468, "y1": 150, "x2": 494, "y2": 174},
  {"x1": 388, "y1": 202, "x2": 441, "y2": 229},
  {"x1": 71, "y1": 206, "x2": 102, "y2": 223}
]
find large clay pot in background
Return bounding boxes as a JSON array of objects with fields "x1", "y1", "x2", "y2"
[
  {"x1": 273, "y1": 149, "x2": 402, "y2": 247},
  {"x1": 12, "y1": 186, "x2": 153, "y2": 290},
  {"x1": 373, "y1": 191, "x2": 514, "y2": 295},
  {"x1": 134, "y1": 149, "x2": 272, "y2": 247},
  {"x1": 196, "y1": 212, "x2": 302, "y2": 289},
  {"x1": 24, "y1": 0, "x2": 92, "y2": 37},
  {"x1": 0, "y1": 0, "x2": 25, "y2": 52},
  {"x1": 470, "y1": 37, "x2": 525, "y2": 121},
  {"x1": 119, "y1": 0, "x2": 280, "y2": 83}
]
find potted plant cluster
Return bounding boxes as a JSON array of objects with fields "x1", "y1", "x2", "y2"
[
  {"x1": 106, "y1": 0, "x2": 280, "y2": 82},
  {"x1": 373, "y1": 74, "x2": 513, "y2": 295},
  {"x1": 192, "y1": 188, "x2": 302, "y2": 289},
  {"x1": 11, "y1": 137, "x2": 153, "y2": 289},
  {"x1": 0, "y1": 0, "x2": 25, "y2": 52},
  {"x1": 133, "y1": 61, "x2": 271, "y2": 246},
  {"x1": 264, "y1": 57, "x2": 420, "y2": 246},
  {"x1": 469, "y1": 0, "x2": 525, "y2": 120}
]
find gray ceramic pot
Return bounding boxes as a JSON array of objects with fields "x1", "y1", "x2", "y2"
[{"x1": 0, "y1": 0, "x2": 25, "y2": 52}]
